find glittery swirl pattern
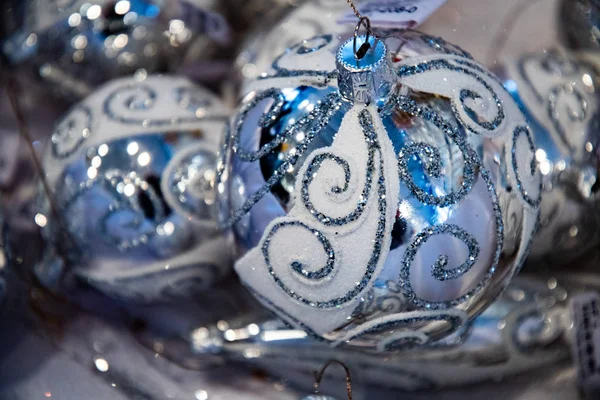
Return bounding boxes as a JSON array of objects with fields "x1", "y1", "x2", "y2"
[
  {"x1": 51, "y1": 104, "x2": 93, "y2": 159},
  {"x1": 396, "y1": 55, "x2": 513, "y2": 138},
  {"x1": 392, "y1": 95, "x2": 478, "y2": 207},
  {"x1": 234, "y1": 105, "x2": 400, "y2": 336},
  {"x1": 60, "y1": 171, "x2": 165, "y2": 252},
  {"x1": 103, "y1": 84, "x2": 227, "y2": 126},
  {"x1": 263, "y1": 34, "x2": 337, "y2": 81},
  {"x1": 391, "y1": 95, "x2": 505, "y2": 310},
  {"x1": 219, "y1": 89, "x2": 342, "y2": 228},
  {"x1": 511, "y1": 126, "x2": 542, "y2": 208},
  {"x1": 515, "y1": 52, "x2": 591, "y2": 153},
  {"x1": 395, "y1": 54, "x2": 541, "y2": 213}
]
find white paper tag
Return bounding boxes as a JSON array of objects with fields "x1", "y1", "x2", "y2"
[
  {"x1": 338, "y1": 0, "x2": 447, "y2": 29},
  {"x1": 570, "y1": 292, "x2": 600, "y2": 396}
]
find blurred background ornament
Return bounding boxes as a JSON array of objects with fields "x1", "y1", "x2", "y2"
[
  {"x1": 1, "y1": 0, "x2": 231, "y2": 101},
  {"x1": 559, "y1": 0, "x2": 600, "y2": 51},
  {"x1": 35, "y1": 74, "x2": 232, "y2": 302},
  {"x1": 233, "y1": 0, "x2": 351, "y2": 88},
  {"x1": 217, "y1": 28, "x2": 541, "y2": 351},
  {"x1": 495, "y1": 51, "x2": 600, "y2": 266}
]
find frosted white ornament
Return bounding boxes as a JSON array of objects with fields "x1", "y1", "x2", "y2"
[
  {"x1": 36, "y1": 75, "x2": 232, "y2": 302},
  {"x1": 218, "y1": 29, "x2": 541, "y2": 350},
  {"x1": 1, "y1": 0, "x2": 230, "y2": 100}
]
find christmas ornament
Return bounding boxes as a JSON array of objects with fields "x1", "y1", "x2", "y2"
[
  {"x1": 235, "y1": 0, "x2": 350, "y2": 85},
  {"x1": 1, "y1": 0, "x2": 230, "y2": 100},
  {"x1": 496, "y1": 49, "x2": 600, "y2": 265},
  {"x1": 217, "y1": 27, "x2": 541, "y2": 351},
  {"x1": 36, "y1": 75, "x2": 231, "y2": 302}
]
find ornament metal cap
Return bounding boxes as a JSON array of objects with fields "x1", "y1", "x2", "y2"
[{"x1": 336, "y1": 34, "x2": 395, "y2": 104}]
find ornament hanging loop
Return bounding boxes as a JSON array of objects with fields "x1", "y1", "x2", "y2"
[
  {"x1": 353, "y1": 16, "x2": 372, "y2": 60},
  {"x1": 311, "y1": 359, "x2": 353, "y2": 400}
]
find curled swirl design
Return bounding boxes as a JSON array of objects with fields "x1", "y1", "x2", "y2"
[
  {"x1": 233, "y1": 88, "x2": 287, "y2": 162},
  {"x1": 518, "y1": 51, "x2": 580, "y2": 103},
  {"x1": 547, "y1": 83, "x2": 588, "y2": 152},
  {"x1": 511, "y1": 126, "x2": 542, "y2": 207},
  {"x1": 392, "y1": 100, "x2": 503, "y2": 309},
  {"x1": 261, "y1": 34, "x2": 338, "y2": 81},
  {"x1": 400, "y1": 224, "x2": 479, "y2": 286},
  {"x1": 51, "y1": 104, "x2": 92, "y2": 159},
  {"x1": 301, "y1": 151, "x2": 371, "y2": 226},
  {"x1": 61, "y1": 172, "x2": 165, "y2": 251},
  {"x1": 331, "y1": 309, "x2": 468, "y2": 349},
  {"x1": 263, "y1": 221, "x2": 335, "y2": 281},
  {"x1": 393, "y1": 95, "x2": 478, "y2": 207},
  {"x1": 103, "y1": 84, "x2": 225, "y2": 126},
  {"x1": 220, "y1": 90, "x2": 342, "y2": 228},
  {"x1": 260, "y1": 109, "x2": 388, "y2": 308},
  {"x1": 417, "y1": 31, "x2": 473, "y2": 59},
  {"x1": 397, "y1": 58, "x2": 506, "y2": 136}
]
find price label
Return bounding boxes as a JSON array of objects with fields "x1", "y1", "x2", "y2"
[{"x1": 338, "y1": 0, "x2": 447, "y2": 29}]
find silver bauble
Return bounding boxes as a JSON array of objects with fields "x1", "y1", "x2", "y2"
[
  {"x1": 496, "y1": 49, "x2": 600, "y2": 265},
  {"x1": 234, "y1": 0, "x2": 350, "y2": 85},
  {"x1": 36, "y1": 75, "x2": 231, "y2": 302},
  {"x1": 1, "y1": 0, "x2": 230, "y2": 100},
  {"x1": 218, "y1": 30, "x2": 541, "y2": 351}
]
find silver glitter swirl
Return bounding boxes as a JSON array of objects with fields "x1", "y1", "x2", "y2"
[
  {"x1": 301, "y1": 151, "x2": 368, "y2": 226},
  {"x1": 103, "y1": 84, "x2": 226, "y2": 126},
  {"x1": 51, "y1": 104, "x2": 93, "y2": 159},
  {"x1": 392, "y1": 95, "x2": 478, "y2": 207},
  {"x1": 332, "y1": 309, "x2": 468, "y2": 351},
  {"x1": 511, "y1": 126, "x2": 542, "y2": 208},
  {"x1": 397, "y1": 58, "x2": 505, "y2": 135},
  {"x1": 400, "y1": 223, "x2": 479, "y2": 285},
  {"x1": 220, "y1": 90, "x2": 342, "y2": 228},
  {"x1": 260, "y1": 35, "x2": 338, "y2": 82},
  {"x1": 263, "y1": 221, "x2": 335, "y2": 280},
  {"x1": 259, "y1": 108, "x2": 388, "y2": 308},
  {"x1": 390, "y1": 100, "x2": 504, "y2": 309},
  {"x1": 547, "y1": 83, "x2": 588, "y2": 152}
]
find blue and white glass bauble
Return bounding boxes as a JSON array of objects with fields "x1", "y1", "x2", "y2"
[
  {"x1": 36, "y1": 75, "x2": 231, "y2": 302},
  {"x1": 1, "y1": 0, "x2": 230, "y2": 100},
  {"x1": 497, "y1": 50, "x2": 600, "y2": 265},
  {"x1": 217, "y1": 29, "x2": 541, "y2": 350},
  {"x1": 235, "y1": 0, "x2": 351, "y2": 85}
]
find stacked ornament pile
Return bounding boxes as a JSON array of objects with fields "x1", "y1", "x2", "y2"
[{"x1": 1, "y1": 0, "x2": 600, "y2": 398}]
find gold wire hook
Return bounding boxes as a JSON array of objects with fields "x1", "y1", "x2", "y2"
[{"x1": 312, "y1": 359, "x2": 353, "y2": 400}]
